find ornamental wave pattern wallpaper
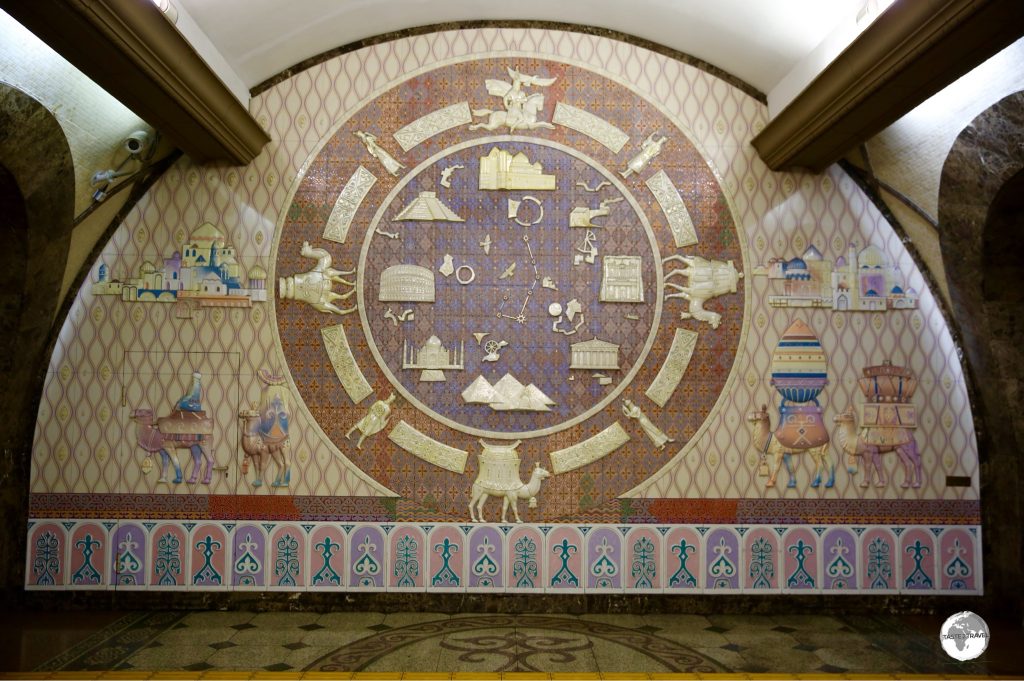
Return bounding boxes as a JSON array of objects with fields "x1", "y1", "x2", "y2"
[{"x1": 27, "y1": 28, "x2": 979, "y2": 594}]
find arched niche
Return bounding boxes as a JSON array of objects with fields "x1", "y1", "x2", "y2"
[
  {"x1": 0, "y1": 83, "x2": 75, "y2": 594},
  {"x1": 938, "y1": 90, "x2": 1024, "y2": 619}
]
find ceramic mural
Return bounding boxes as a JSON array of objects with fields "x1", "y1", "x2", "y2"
[{"x1": 26, "y1": 27, "x2": 979, "y2": 594}]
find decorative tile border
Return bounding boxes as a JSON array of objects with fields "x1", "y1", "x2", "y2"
[
  {"x1": 26, "y1": 520, "x2": 982, "y2": 595},
  {"x1": 28, "y1": 494, "x2": 981, "y2": 525}
]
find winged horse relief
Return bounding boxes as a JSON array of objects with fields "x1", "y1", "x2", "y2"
[{"x1": 469, "y1": 67, "x2": 557, "y2": 133}]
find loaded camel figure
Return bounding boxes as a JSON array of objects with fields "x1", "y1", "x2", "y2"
[
  {"x1": 470, "y1": 461, "x2": 551, "y2": 524},
  {"x1": 746, "y1": 404, "x2": 834, "y2": 489},
  {"x1": 833, "y1": 408, "x2": 922, "y2": 488}
]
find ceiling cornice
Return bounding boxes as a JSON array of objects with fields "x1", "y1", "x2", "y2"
[
  {"x1": 2, "y1": 0, "x2": 270, "y2": 165},
  {"x1": 752, "y1": 0, "x2": 1024, "y2": 172}
]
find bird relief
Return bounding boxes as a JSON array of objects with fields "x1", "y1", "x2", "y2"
[{"x1": 469, "y1": 67, "x2": 557, "y2": 133}]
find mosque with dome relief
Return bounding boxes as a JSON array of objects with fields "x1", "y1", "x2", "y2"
[
  {"x1": 91, "y1": 221, "x2": 267, "y2": 307},
  {"x1": 761, "y1": 243, "x2": 918, "y2": 311}
]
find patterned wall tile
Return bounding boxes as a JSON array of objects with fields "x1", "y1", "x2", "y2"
[
  {"x1": 426, "y1": 525, "x2": 464, "y2": 591},
  {"x1": 349, "y1": 524, "x2": 387, "y2": 590},
  {"x1": 664, "y1": 526, "x2": 701, "y2": 590},
  {"x1": 68, "y1": 521, "x2": 109, "y2": 589},
  {"x1": 20, "y1": 519, "x2": 984, "y2": 593},
  {"x1": 821, "y1": 527, "x2": 858, "y2": 592},
  {"x1": 26, "y1": 521, "x2": 66, "y2": 589},
  {"x1": 546, "y1": 526, "x2": 585, "y2": 592},
  {"x1": 190, "y1": 523, "x2": 229, "y2": 589},
  {"x1": 623, "y1": 527, "x2": 662, "y2": 591},
  {"x1": 467, "y1": 525, "x2": 504, "y2": 591},
  {"x1": 507, "y1": 525, "x2": 544, "y2": 592},
  {"x1": 705, "y1": 527, "x2": 741, "y2": 592},
  {"x1": 899, "y1": 527, "x2": 937, "y2": 592},
  {"x1": 268, "y1": 523, "x2": 306, "y2": 589},
  {"x1": 308, "y1": 524, "x2": 346, "y2": 589},
  {"x1": 112, "y1": 522, "x2": 147, "y2": 588},
  {"x1": 781, "y1": 527, "x2": 820, "y2": 593},
  {"x1": 938, "y1": 527, "x2": 979, "y2": 594},
  {"x1": 860, "y1": 528, "x2": 898, "y2": 593},
  {"x1": 585, "y1": 526, "x2": 623, "y2": 590},
  {"x1": 231, "y1": 523, "x2": 268, "y2": 588},
  {"x1": 742, "y1": 527, "x2": 778, "y2": 591},
  {"x1": 148, "y1": 522, "x2": 187, "y2": 588},
  {"x1": 388, "y1": 524, "x2": 426, "y2": 590}
]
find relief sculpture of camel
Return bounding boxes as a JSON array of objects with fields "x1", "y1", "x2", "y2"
[
  {"x1": 833, "y1": 408, "x2": 922, "y2": 488},
  {"x1": 130, "y1": 408, "x2": 213, "y2": 485},
  {"x1": 278, "y1": 241, "x2": 357, "y2": 315},
  {"x1": 746, "y1": 404, "x2": 834, "y2": 489}
]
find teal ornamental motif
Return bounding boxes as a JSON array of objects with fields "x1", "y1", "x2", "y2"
[
  {"x1": 786, "y1": 539, "x2": 814, "y2": 588},
  {"x1": 312, "y1": 536, "x2": 342, "y2": 586},
  {"x1": 748, "y1": 536, "x2": 775, "y2": 589},
  {"x1": 551, "y1": 538, "x2": 580, "y2": 587},
  {"x1": 192, "y1": 535, "x2": 223, "y2": 585},
  {"x1": 944, "y1": 538, "x2": 971, "y2": 589},
  {"x1": 590, "y1": 536, "x2": 618, "y2": 588},
  {"x1": 353, "y1": 535, "x2": 382, "y2": 587},
  {"x1": 274, "y1": 533, "x2": 300, "y2": 587},
  {"x1": 472, "y1": 535, "x2": 499, "y2": 587},
  {"x1": 431, "y1": 537, "x2": 460, "y2": 587},
  {"x1": 32, "y1": 531, "x2": 60, "y2": 586},
  {"x1": 630, "y1": 536, "x2": 656, "y2": 589},
  {"x1": 153, "y1": 532, "x2": 181, "y2": 586},
  {"x1": 233, "y1": 533, "x2": 262, "y2": 586},
  {"x1": 393, "y1": 534, "x2": 420, "y2": 588},
  {"x1": 668, "y1": 538, "x2": 697, "y2": 587},
  {"x1": 512, "y1": 535, "x2": 538, "y2": 588},
  {"x1": 825, "y1": 537, "x2": 853, "y2": 589},
  {"x1": 72, "y1": 534, "x2": 103, "y2": 585},
  {"x1": 903, "y1": 539, "x2": 933, "y2": 589},
  {"x1": 709, "y1": 537, "x2": 736, "y2": 588},
  {"x1": 116, "y1": 532, "x2": 142, "y2": 586},
  {"x1": 866, "y1": 537, "x2": 892, "y2": 589}
]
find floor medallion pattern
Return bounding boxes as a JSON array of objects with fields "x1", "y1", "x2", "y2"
[
  {"x1": 304, "y1": 614, "x2": 726, "y2": 672},
  {"x1": 19, "y1": 610, "x2": 1010, "y2": 676}
]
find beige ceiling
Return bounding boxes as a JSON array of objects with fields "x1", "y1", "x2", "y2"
[{"x1": 175, "y1": 0, "x2": 862, "y2": 94}]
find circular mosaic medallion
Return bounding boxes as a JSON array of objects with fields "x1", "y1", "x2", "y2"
[
  {"x1": 274, "y1": 57, "x2": 745, "y2": 521},
  {"x1": 358, "y1": 137, "x2": 663, "y2": 439}
]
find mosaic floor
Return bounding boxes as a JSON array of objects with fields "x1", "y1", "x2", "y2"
[{"x1": 1, "y1": 609, "x2": 1019, "y2": 678}]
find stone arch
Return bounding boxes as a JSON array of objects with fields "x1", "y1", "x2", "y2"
[
  {"x1": 0, "y1": 83, "x2": 75, "y2": 595},
  {"x1": 938, "y1": 90, "x2": 1024, "y2": 618}
]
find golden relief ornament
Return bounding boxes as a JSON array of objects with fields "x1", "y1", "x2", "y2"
[
  {"x1": 273, "y1": 58, "x2": 745, "y2": 520},
  {"x1": 469, "y1": 67, "x2": 557, "y2": 133},
  {"x1": 323, "y1": 166, "x2": 377, "y2": 244},
  {"x1": 552, "y1": 102, "x2": 630, "y2": 153},
  {"x1": 393, "y1": 102, "x2": 473, "y2": 152}
]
